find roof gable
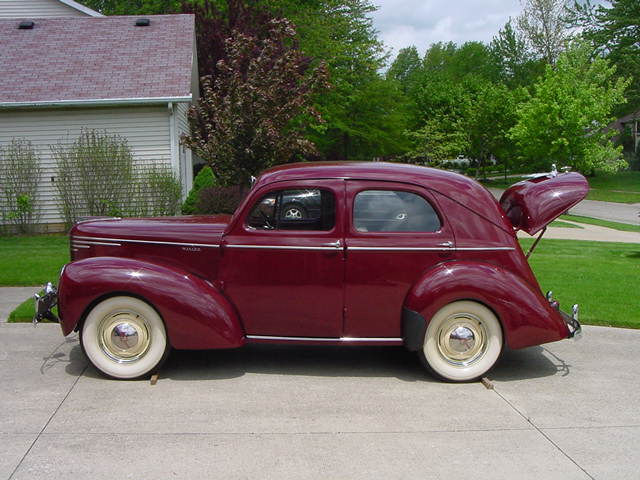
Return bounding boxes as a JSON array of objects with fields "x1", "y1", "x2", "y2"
[
  {"x1": 58, "y1": 0, "x2": 103, "y2": 17},
  {"x1": 0, "y1": 15, "x2": 196, "y2": 106}
]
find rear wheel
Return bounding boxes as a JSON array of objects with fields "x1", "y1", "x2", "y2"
[
  {"x1": 81, "y1": 296, "x2": 170, "y2": 380},
  {"x1": 420, "y1": 301, "x2": 502, "y2": 382}
]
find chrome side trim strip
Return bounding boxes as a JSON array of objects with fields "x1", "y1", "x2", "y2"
[
  {"x1": 226, "y1": 244, "x2": 338, "y2": 251},
  {"x1": 348, "y1": 246, "x2": 452, "y2": 251},
  {"x1": 246, "y1": 335, "x2": 403, "y2": 342},
  {"x1": 348, "y1": 246, "x2": 515, "y2": 252},
  {"x1": 456, "y1": 247, "x2": 515, "y2": 251},
  {"x1": 71, "y1": 245, "x2": 90, "y2": 249},
  {"x1": 72, "y1": 235, "x2": 220, "y2": 248},
  {"x1": 73, "y1": 240, "x2": 122, "y2": 247}
]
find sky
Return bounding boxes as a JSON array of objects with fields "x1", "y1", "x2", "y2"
[{"x1": 370, "y1": 0, "x2": 523, "y2": 59}]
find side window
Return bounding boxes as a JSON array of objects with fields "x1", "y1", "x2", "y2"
[
  {"x1": 247, "y1": 188, "x2": 335, "y2": 231},
  {"x1": 353, "y1": 190, "x2": 441, "y2": 233}
]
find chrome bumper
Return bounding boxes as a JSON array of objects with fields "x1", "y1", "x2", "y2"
[
  {"x1": 33, "y1": 282, "x2": 59, "y2": 326},
  {"x1": 547, "y1": 291, "x2": 581, "y2": 340},
  {"x1": 560, "y1": 304, "x2": 581, "y2": 340}
]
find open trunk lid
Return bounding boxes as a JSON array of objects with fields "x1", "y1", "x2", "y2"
[{"x1": 499, "y1": 172, "x2": 589, "y2": 235}]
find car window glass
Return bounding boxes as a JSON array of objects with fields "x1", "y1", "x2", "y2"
[
  {"x1": 247, "y1": 188, "x2": 335, "y2": 231},
  {"x1": 353, "y1": 190, "x2": 441, "y2": 232}
]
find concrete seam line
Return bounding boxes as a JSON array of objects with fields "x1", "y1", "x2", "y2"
[
  {"x1": 492, "y1": 388, "x2": 596, "y2": 480},
  {"x1": 8, "y1": 363, "x2": 88, "y2": 480}
]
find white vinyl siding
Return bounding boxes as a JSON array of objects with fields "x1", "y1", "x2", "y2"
[
  {"x1": 0, "y1": 105, "x2": 171, "y2": 225},
  {"x1": 0, "y1": 0, "x2": 87, "y2": 18}
]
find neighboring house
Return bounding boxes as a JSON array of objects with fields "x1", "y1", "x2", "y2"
[
  {"x1": 613, "y1": 111, "x2": 640, "y2": 152},
  {"x1": 0, "y1": 14, "x2": 199, "y2": 230},
  {"x1": 0, "y1": 0, "x2": 102, "y2": 18}
]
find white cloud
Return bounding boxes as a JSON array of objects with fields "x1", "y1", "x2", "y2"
[{"x1": 371, "y1": 0, "x2": 522, "y2": 58}]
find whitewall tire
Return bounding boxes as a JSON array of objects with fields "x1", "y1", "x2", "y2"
[
  {"x1": 420, "y1": 301, "x2": 502, "y2": 382},
  {"x1": 81, "y1": 296, "x2": 169, "y2": 380}
]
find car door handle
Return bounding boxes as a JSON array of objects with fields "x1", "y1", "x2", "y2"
[
  {"x1": 323, "y1": 240, "x2": 342, "y2": 249},
  {"x1": 438, "y1": 241, "x2": 454, "y2": 248}
]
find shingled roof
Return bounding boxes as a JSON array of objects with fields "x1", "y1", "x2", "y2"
[{"x1": 0, "y1": 14, "x2": 196, "y2": 107}]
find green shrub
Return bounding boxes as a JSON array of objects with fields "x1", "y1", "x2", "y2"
[
  {"x1": 0, "y1": 138, "x2": 42, "y2": 234},
  {"x1": 195, "y1": 185, "x2": 246, "y2": 214},
  {"x1": 182, "y1": 166, "x2": 216, "y2": 214},
  {"x1": 51, "y1": 129, "x2": 183, "y2": 224}
]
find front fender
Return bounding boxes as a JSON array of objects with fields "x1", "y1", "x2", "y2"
[
  {"x1": 404, "y1": 261, "x2": 569, "y2": 350},
  {"x1": 58, "y1": 257, "x2": 245, "y2": 350}
]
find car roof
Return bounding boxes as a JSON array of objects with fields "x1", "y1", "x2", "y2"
[{"x1": 256, "y1": 161, "x2": 494, "y2": 210}]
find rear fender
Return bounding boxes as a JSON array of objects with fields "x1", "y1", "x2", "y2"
[
  {"x1": 58, "y1": 257, "x2": 245, "y2": 350},
  {"x1": 403, "y1": 261, "x2": 569, "y2": 350}
]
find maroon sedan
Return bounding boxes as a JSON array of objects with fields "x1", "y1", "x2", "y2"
[{"x1": 35, "y1": 162, "x2": 588, "y2": 382}]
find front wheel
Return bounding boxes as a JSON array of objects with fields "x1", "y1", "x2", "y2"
[
  {"x1": 420, "y1": 301, "x2": 502, "y2": 382},
  {"x1": 81, "y1": 296, "x2": 170, "y2": 380}
]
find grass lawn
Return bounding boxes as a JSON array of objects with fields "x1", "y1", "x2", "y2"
[
  {"x1": 0, "y1": 235, "x2": 69, "y2": 286},
  {"x1": 560, "y1": 215, "x2": 640, "y2": 232},
  {"x1": 481, "y1": 170, "x2": 640, "y2": 204},
  {"x1": 520, "y1": 238, "x2": 640, "y2": 329},
  {"x1": 549, "y1": 220, "x2": 583, "y2": 229},
  {"x1": 587, "y1": 171, "x2": 640, "y2": 203}
]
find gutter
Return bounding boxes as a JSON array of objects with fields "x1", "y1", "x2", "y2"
[{"x1": 0, "y1": 96, "x2": 192, "y2": 109}]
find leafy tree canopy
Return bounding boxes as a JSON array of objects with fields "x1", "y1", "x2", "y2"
[
  {"x1": 510, "y1": 41, "x2": 630, "y2": 173},
  {"x1": 567, "y1": 0, "x2": 640, "y2": 113},
  {"x1": 182, "y1": 19, "x2": 329, "y2": 186}
]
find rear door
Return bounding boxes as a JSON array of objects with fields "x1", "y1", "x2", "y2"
[{"x1": 343, "y1": 181, "x2": 454, "y2": 338}]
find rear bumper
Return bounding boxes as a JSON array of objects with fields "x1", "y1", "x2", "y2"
[
  {"x1": 546, "y1": 291, "x2": 581, "y2": 340},
  {"x1": 561, "y1": 304, "x2": 582, "y2": 340}
]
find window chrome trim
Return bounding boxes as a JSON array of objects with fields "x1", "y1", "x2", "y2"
[
  {"x1": 72, "y1": 235, "x2": 220, "y2": 248},
  {"x1": 246, "y1": 335, "x2": 403, "y2": 342}
]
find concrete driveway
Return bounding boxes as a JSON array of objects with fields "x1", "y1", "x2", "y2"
[{"x1": 1, "y1": 323, "x2": 638, "y2": 480}]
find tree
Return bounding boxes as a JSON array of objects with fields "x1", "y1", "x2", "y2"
[
  {"x1": 404, "y1": 42, "x2": 504, "y2": 165},
  {"x1": 182, "y1": 19, "x2": 329, "y2": 187},
  {"x1": 516, "y1": 0, "x2": 571, "y2": 65},
  {"x1": 464, "y1": 83, "x2": 523, "y2": 176},
  {"x1": 387, "y1": 46, "x2": 421, "y2": 93},
  {"x1": 490, "y1": 19, "x2": 545, "y2": 87},
  {"x1": 275, "y1": 0, "x2": 407, "y2": 159},
  {"x1": 509, "y1": 42, "x2": 630, "y2": 173},
  {"x1": 567, "y1": 0, "x2": 640, "y2": 112}
]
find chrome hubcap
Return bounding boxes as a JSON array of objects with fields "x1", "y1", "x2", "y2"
[
  {"x1": 99, "y1": 311, "x2": 151, "y2": 363},
  {"x1": 437, "y1": 314, "x2": 487, "y2": 366}
]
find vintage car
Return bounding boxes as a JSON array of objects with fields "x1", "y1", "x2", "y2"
[{"x1": 35, "y1": 162, "x2": 588, "y2": 382}]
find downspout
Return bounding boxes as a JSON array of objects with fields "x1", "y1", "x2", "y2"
[{"x1": 168, "y1": 102, "x2": 183, "y2": 197}]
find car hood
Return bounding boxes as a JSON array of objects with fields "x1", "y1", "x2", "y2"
[
  {"x1": 72, "y1": 215, "x2": 232, "y2": 245},
  {"x1": 499, "y1": 173, "x2": 589, "y2": 235}
]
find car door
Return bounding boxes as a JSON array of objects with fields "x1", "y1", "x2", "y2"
[
  {"x1": 344, "y1": 180, "x2": 455, "y2": 338},
  {"x1": 220, "y1": 179, "x2": 345, "y2": 338}
]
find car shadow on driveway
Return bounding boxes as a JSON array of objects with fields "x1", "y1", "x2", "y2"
[
  {"x1": 489, "y1": 346, "x2": 572, "y2": 382},
  {"x1": 65, "y1": 342, "x2": 569, "y2": 383}
]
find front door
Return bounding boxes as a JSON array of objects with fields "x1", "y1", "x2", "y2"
[{"x1": 220, "y1": 179, "x2": 345, "y2": 338}]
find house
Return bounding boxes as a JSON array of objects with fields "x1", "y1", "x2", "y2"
[
  {"x1": 0, "y1": 0, "x2": 102, "y2": 18},
  {"x1": 613, "y1": 111, "x2": 640, "y2": 152},
  {"x1": 0, "y1": 14, "x2": 199, "y2": 230}
]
